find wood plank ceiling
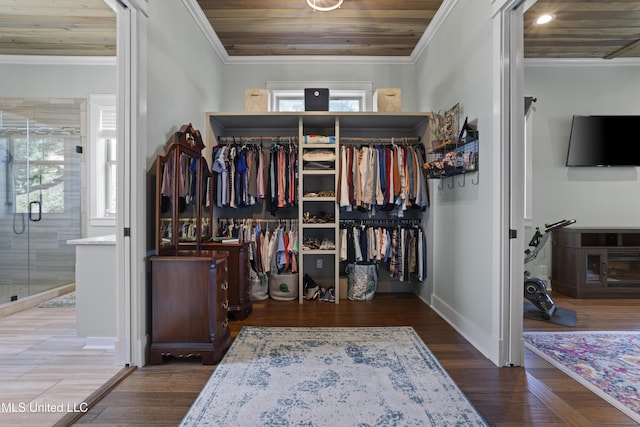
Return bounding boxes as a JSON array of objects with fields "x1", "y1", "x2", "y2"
[
  {"x1": 0, "y1": 0, "x2": 116, "y2": 56},
  {"x1": 0, "y1": 0, "x2": 638, "y2": 59},
  {"x1": 196, "y1": 0, "x2": 441, "y2": 57},
  {"x1": 524, "y1": 0, "x2": 640, "y2": 59}
]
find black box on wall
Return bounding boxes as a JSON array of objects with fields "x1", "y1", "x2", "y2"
[{"x1": 305, "y1": 88, "x2": 329, "y2": 111}]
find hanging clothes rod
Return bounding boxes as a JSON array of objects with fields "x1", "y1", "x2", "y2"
[
  {"x1": 339, "y1": 136, "x2": 421, "y2": 144},
  {"x1": 217, "y1": 136, "x2": 298, "y2": 143},
  {"x1": 339, "y1": 218, "x2": 421, "y2": 227},
  {"x1": 218, "y1": 218, "x2": 298, "y2": 224},
  {"x1": 217, "y1": 136, "x2": 419, "y2": 144}
]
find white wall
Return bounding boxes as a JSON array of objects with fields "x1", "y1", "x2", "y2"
[
  {"x1": 524, "y1": 62, "x2": 640, "y2": 277},
  {"x1": 146, "y1": 1, "x2": 224, "y2": 166},
  {"x1": 414, "y1": 0, "x2": 499, "y2": 362},
  {"x1": 220, "y1": 63, "x2": 417, "y2": 112},
  {"x1": 0, "y1": 63, "x2": 115, "y2": 98}
]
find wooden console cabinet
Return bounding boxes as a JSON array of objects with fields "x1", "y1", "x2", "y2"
[
  {"x1": 552, "y1": 227, "x2": 640, "y2": 298},
  {"x1": 204, "y1": 242, "x2": 252, "y2": 320},
  {"x1": 150, "y1": 251, "x2": 231, "y2": 364}
]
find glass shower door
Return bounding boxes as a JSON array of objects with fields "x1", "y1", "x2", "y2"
[{"x1": 0, "y1": 100, "x2": 82, "y2": 304}]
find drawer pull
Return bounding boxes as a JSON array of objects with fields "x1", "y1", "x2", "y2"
[
  {"x1": 222, "y1": 300, "x2": 229, "y2": 310},
  {"x1": 222, "y1": 318, "x2": 229, "y2": 328},
  {"x1": 221, "y1": 282, "x2": 228, "y2": 291}
]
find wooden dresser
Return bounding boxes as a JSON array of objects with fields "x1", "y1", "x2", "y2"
[
  {"x1": 205, "y1": 242, "x2": 252, "y2": 320},
  {"x1": 149, "y1": 250, "x2": 230, "y2": 365}
]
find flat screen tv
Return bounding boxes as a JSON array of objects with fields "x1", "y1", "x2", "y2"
[{"x1": 566, "y1": 115, "x2": 640, "y2": 167}]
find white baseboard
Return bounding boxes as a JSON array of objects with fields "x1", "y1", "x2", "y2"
[{"x1": 430, "y1": 294, "x2": 500, "y2": 365}]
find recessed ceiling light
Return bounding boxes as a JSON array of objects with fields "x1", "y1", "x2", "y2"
[{"x1": 535, "y1": 14, "x2": 555, "y2": 25}]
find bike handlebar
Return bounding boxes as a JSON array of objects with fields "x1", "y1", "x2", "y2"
[{"x1": 544, "y1": 219, "x2": 576, "y2": 233}]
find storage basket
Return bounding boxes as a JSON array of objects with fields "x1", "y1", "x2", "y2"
[
  {"x1": 373, "y1": 88, "x2": 401, "y2": 112},
  {"x1": 346, "y1": 262, "x2": 378, "y2": 301},
  {"x1": 243, "y1": 88, "x2": 271, "y2": 112},
  {"x1": 268, "y1": 273, "x2": 299, "y2": 301}
]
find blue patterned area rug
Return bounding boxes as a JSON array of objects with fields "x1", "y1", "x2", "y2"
[{"x1": 180, "y1": 326, "x2": 488, "y2": 426}]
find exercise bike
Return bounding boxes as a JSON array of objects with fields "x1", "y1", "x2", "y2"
[{"x1": 524, "y1": 219, "x2": 576, "y2": 320}]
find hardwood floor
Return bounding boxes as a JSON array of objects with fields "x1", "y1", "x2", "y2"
[
  {"x1": 64, "y1": 291, "x2": 640, "y2": 426},
  {"x1": 0, "y1": 304, "x2": 124, "y2": 427}
]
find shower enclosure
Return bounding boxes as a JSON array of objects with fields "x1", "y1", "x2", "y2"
[{"x1": 0, "y1": 99, "x2": 82, "y2": 304}]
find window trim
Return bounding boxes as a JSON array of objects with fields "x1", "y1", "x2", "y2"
[
  {"x1": 266, "y1": 81, "x2": 373, "y2": 112},
  {"x1": 88, "y1": 94, "x2": 117, "y2": 227}
]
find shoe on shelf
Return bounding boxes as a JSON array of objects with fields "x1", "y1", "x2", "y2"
[
  {"x1": 303, "y1": 239, "x2": 320, "y2": 250},
  {"x1": 319, "y1": 287, "x2": 335, "y2": 302},
  {"x1": 304, "y1": 273, "x2": 319, "y2": 289},
  {"x1": 305, "y1": 285, "x2": 320, "y2": 300},
  {"x1": 319, "y1": 238, "x2": 336, "y2": 250},
  {"x1": 326, "y1": 287, "x2": 335, "y2": 303}
]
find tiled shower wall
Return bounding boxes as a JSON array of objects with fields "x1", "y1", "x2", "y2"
[{"x1": 0, "y1": 99, "x2": 84, "y2": 304}]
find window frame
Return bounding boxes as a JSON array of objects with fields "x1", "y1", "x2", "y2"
[
  {"x1": 266, "y1": 81, "x2": 373, "y2": 112},
  {"x1": 88, "y1": 94, "x2": 117, "y2": 227}
]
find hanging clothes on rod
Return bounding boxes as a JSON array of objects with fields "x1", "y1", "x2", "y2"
[
  {"x1": 336, "y1": 141, "x2": 429, "y2": 217},
  {"x1": 338, "y1": 219, "x2": 427, "y2": 282},
  {"x1": 211, "y1": 138, "x2": 298, "y2": 214},
  {"x1": 216, "y1": 218, "x2": 299, "y2": 276},
  {"x1": 159, "y1": 151, "x2": 211, "y2": 213}
]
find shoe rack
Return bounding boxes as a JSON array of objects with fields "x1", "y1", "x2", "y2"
[{"x1": 299, "y1": 114, "x2": 340, "y2": 302}]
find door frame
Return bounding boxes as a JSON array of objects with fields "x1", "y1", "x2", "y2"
[
  {"x1": 493, "y1": 0, "x2": 526, "y2": 366},
  {"x1": 115, "y1": 0, "x2": 148, "y2": 367}
]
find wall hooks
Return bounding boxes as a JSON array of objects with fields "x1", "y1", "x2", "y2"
[
  {"x1": 447, "y1": 176, "x2": 454, "y2": 189},
  {"x1": 471, "y1": 171, "x2": 479, "y2": 185},
  {"x1": 433, "y1": 171, "x2": 480, "y2": 190}
]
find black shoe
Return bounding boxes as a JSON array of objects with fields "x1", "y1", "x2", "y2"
[{"x1": 304, "y1": 273, "x2": 319, "y2": 289}]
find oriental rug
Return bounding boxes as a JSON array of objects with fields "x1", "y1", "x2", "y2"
[
  {"x1": 180, "y1": 326, "x2": 488, "y2": 426},
  {"x1": 524, "y1": 331, "x2": 640, "y2": 423}
]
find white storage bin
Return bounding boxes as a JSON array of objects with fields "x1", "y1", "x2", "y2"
[{"x1": 269, "y1": 273, "x2": 299, "y2": 301}]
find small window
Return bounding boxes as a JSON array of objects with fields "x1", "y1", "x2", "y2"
[
  {"x1": 273, "y1": 90, "x2": 365, "y2": 112},
  {"x1": 267, "y1": 82, "x2": 373, "y2": 112},
  {"x1": 89, "y1": 94, "x2": 117, "y2": 226}
]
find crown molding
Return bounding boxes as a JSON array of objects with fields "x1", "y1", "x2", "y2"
[
  {"x1": 182, "y1": 0, "x2": 230, "y2": 63},
  {"x1": 0, "y1": 55, "x2": 116, "y2": 66},
  {"x1": 410, "y1": 0, "x2": 457, "y2": 62},
  {"x1": 525, "y1": 57, "x2": 640, "y2": 67},
  {"x1": 221, "y1": 55, "x2": 416, "y2": 65}
]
